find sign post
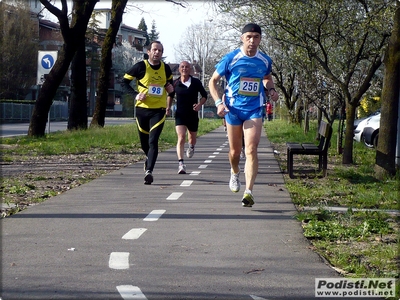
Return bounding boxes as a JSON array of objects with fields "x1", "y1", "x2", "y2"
[{"x1": 37, "y1": 51, "x2": 58, "y2": 133}]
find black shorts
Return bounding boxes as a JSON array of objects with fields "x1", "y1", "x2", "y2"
[{"x1": 175, "y1": 114, "x2": 199, "y2": 132}]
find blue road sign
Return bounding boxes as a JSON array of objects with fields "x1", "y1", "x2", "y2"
[
  {"x1": 37, "y1": 51, "x2": 58, "y2": 85},
  {"x1": 41, "y1": 54, "x2": 55, "y2": 69}
]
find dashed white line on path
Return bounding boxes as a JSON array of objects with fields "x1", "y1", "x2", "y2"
[
  {"x1": 190, "y1": 171, "x2": 201, "y2": 175},
  {"x1": 198, "y1": 165, "x2": 208, "y2": 169},
  {"x1": 116, "y1": 285, "x2": 148, "y2": 299},
  {"x1": 213, "y1": 152, "x2": 220, "y2": 154},
  {"x1": 180, "y1": 180, "x2": 193, "y2": 187},
  {"x1": 122, "y1": 228, "x2": 147, "y2": 240},
  {"x1": 209, "y1": 155, "x2": 216, "y2": 158},
  {"x1": 204, "y1": 160, "x2": 212, "y2": 163},
  {"x1": 250, "y1": 295, "x2": 269, "y2": 300},
  {"x1": 166, "y1": 192, "x2": 183, "y2": 200},
  {"x1": 143, "y1": 210, "x2": 166, "y2": 221},
  {"x1": 109, "y1": 252, "x2": 129, "y2": 269}
]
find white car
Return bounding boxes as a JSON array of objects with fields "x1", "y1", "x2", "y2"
[
  {"x1": 353, "y1": 113, "x2": 381, "y2": 148},
  {"x1": 353, "y1": 109, "x2": 380, "y2": 130}
]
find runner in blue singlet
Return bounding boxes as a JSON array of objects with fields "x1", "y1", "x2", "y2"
[{"x1": 209, "y1": 23, "x2": 279, "y2": 207}]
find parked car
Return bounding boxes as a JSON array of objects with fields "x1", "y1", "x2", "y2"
[
  {"x1": 353, "y1": 109, "x2": 380, "y2": 130},
  {"x1": 353, "y1": 113, "x2": 381, "y2": 148},
  {"x1": 362, "y1": 118, "x2": 380, "y2": 148}
]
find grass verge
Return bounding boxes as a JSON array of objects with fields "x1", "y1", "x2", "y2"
[
  {"x1": 265, "y1": 119, "x2": 399, "y2": 299},
  {"x1": 1, "y1": 119, "x2": 222, "y2": 157}
]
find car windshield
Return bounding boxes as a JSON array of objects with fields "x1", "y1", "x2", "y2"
[{"x1": 370, "y1": 109, "x2": 380, "y2": 116}]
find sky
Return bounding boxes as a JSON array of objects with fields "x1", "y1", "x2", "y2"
[
  {"x1": 47, "y1": 1, "x2": 216, "y2": 63},
  {"x1": 119, "y1": 1, "x2": 216, "y2": 63}
]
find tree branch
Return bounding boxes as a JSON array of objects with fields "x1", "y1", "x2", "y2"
[{"x1": 165, "y1": 0, "x2": 187, "y2": 8}]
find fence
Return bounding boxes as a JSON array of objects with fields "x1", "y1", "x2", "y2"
[
  {"x1": 0, "y1": 101, "x2": 69, "y2": 123},
  {"x1": 1, "y1": 102, "x2": 219, "y2": 123}
]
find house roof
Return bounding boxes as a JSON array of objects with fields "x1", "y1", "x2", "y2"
[
  {"x1": 39, "y1": 19, "x2": 60, "y2": 30},
  {"x1": 120, "y1": 23, "x2": 146, "y2": 35}
]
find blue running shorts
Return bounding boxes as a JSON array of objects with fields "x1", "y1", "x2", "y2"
[{"x1": 225, "y1": 106, "x2": 264, "y2": 126}]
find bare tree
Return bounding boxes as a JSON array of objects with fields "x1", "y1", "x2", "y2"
[
  {"x1": 91, "y1": 0, "x2": 189, "y2": 126},
  {"x1": 174, "y1": 22, "x2": 227, "y2": 85},
  {"x1": 112, "y1": 40, "x2": 142, "y2": 78},
  {"x1": 214, "y1": 0, "x2": 394, "y2": 165},
  {"x1": 28, "y1": 0, "x2": 98, "y2": 137},
  {"x1": 90, "y1": 0, "x2": 128, "y2": 127}
]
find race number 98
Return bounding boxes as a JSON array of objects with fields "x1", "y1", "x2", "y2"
[{"x1": 148, "y1": 84, "x2": 164, "y2": 97}]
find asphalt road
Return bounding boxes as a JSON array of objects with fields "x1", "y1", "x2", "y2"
[
  {"x1": 1, "y1": 127, "x2": 379, "y2": 300},
  {"x1": 0, "y1": 118, "x2": 135, "y2": 138}
]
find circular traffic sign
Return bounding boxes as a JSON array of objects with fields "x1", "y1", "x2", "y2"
[{"x1": 41, "y1": 54, "x2": 55, "y2": 69}]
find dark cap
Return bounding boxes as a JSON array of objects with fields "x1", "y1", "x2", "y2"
[{"x1": 241, "y1": 23, "x2": 262, "y2": 35}]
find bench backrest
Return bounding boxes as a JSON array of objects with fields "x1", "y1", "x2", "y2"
[{"x1": 318, "y1": 121, "x2": 332, "y2": 153}]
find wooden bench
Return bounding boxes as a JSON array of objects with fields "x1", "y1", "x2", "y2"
[{"x1": 286, "y1": 121, "x2": 332, "y2": 179}]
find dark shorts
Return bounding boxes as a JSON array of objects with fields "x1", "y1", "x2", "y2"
[{"x1": 175, "y1": 114, "x2": 199, "y2": 132}]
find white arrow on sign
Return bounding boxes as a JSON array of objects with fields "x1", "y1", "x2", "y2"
[{"x1": 42, "y1": 57, "x2": 52, "y2": 68}]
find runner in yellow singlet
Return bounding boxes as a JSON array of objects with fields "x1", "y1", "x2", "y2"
[{"x1": 123, "y1": 41, "x2": 174, "y2": 184}]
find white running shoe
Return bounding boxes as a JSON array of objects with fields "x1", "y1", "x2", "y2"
[
  {"x1": 240, "y1": 148, "x2": 245, "y2": 160},
  {"x1": 186, "y1": 147, "x2": 194, "y2": 158},
  {"x1": 178, "y1": 164, "x2": 186, "y2": 174},
  {"x1": 229, "y1": 170, "x2": 241, "y2": 193}
]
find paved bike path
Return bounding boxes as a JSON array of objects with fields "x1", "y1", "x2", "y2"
[{"x1": 1, "y1": 126, "x2": 374, "y2": 300}]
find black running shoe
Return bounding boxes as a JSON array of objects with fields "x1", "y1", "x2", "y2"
[{"x1": 144, "y1": 170, "x2": 153, "y2": 185}]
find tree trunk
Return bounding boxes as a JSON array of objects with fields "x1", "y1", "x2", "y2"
[
  {"x1": 315, "y1": 107, "x2": 322, "y2": 140},
  {"x1": 29, "y1": 0, "x2": 98, "y2": 137},
  {"x1": 91, "y1": 0, "x2": 128, "y2": 127},
  {"x1": 342, "y1": 100, "x2": 357, "y2": 164},
  {"x1": 295, "y1": 102, "x2": 303, "y2": 126},
  {"x1": 374, "y1": 5, "x2": 400, "y2": 179},
  {"x1": 303, "y1": 99, "x2": 309, "y2": 134},
  {"x1": 337, "y1": 105, "x2": 346, "y2": 154},
  {"x1": 68, "y1": 41, "x2": 88, "y2": 130}
]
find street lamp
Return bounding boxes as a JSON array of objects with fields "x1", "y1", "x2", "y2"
[
  {"x1": 201, "y1": 19, "x2": 213, "y2": 119},
  {"x1": 202, "y1": 53, "x2": 205, "y2": 119}
]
